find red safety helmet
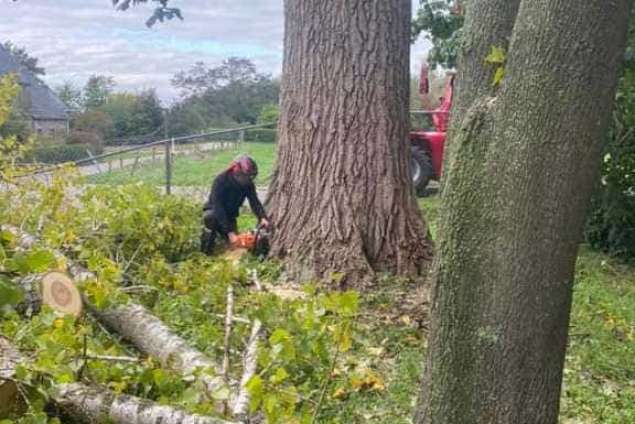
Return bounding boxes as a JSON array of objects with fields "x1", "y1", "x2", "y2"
[{"x1": 230, "y1": 155, "x2": 258, "y2": 178}]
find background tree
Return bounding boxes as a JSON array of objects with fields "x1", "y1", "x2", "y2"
[
  {"x1": 2, "y1": 41, "x2": 45, "y2": 76},
  {"x1": 169, "y1": 58, "x2": 279, "y2": 134},
  {"x1": 412, "y1": 1, "x2": 464, "y2": 68},
  {"x1": 266, "y1": 0, "x2": 433, "y2": 284},
  {"x1": 55, "y1": 81, "x2": 83, "y2": 110},
  {"x1": 83, "y1": 75, "x2": 115, "y2": 109},
  {"x1": 415, "y1": 1, "x2": 631, "y2": 423}
]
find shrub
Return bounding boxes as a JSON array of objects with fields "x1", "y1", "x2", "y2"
[
  {"x1": 244, "y1": 128, "x2": 277, "y2": 143},
  {"x1": 586, "y1": 69, "x2": 635, "y2": 260},
  {"x1": 22, "y1": 142, "x2": 104, "y2": 164}
]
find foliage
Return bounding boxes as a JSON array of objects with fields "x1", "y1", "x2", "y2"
[
  {"x1": 2, "y1": 40, "x2": 45, "y2": 76},
  {"x1": 112, "y1": 0, "x2": 183, "y2": 28},
  {"x1": 0, "y1": 74, "x2": 33, "y2": 176},
  {"x1": 257, "y1": 103, "x2": 279, "y2": 125},
  {"x1": 54, "y1": 81, "x2": 83, "y2": 111},
  {"x1": 245, "y1": 128, "x2": 277, "y2": 143},
  {"x1": 484, "y1": 46, "x2": 506, "y2": 87},
  {"x1": 586, "y1": 17, "x2": 635, "y2": 260},
  {"x1": 71, "y1": 109, "x2": 115, "y2": 140},
  {"x1": 97, "y1": 89, "x2": 164, "y2": 140},
  {"x1": 83, "y1": 75, "x2": 115, "y2": 109},
  {"x1": 168, "y1": 58, "x2": 280, "y2": 134},
  {"x1": 412, "y1": 1, "x2": 464, "y2": 68},
  {"x1": 21, "y1": 143, "x2": 104, "y2": 164}
]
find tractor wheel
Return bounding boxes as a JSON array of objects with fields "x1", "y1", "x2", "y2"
[{"x1": 410, "y1": 146, "x2": 434, "y2": 197}]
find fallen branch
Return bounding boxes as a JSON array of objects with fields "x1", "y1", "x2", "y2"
[
  {"x1": 230, "y1": 320, "x2": 262, "y2": 420},
  {"x1": 222, "y1": 285, "x2": 234, "y2": 384},
  {"x1": 230, "y1": 270, "x2": 264, "y2": 421},
  {"x1": 5, "y1": 226, "x2": 232, "y2": 399},
  {"x1": 1, "y1": 336, "x2": 234, "y2": 424},
  {"x1": 55, "y1": 383, "x2": 234, "y2": 424},
  {"x1": 90, "y1": 303, "x2": 228, "y2": 397}
]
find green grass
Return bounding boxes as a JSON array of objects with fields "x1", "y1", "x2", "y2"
[
  {"x1": 88, "y1": 142, "x2": 276, "y2": 187},
  {"x1": 329, "y1": 196, "x2": 635, "y2": 423}
]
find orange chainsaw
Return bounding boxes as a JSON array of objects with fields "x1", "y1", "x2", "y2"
[{"x1": 230, "y1": 223, "x2": 270, "y2": 256}]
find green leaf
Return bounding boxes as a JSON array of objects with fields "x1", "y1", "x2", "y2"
[
  {"x1": 485, "y1": 45, "x2": 506, "y2": 64},
  {"x1": 246, "y1": 375, "x2": 263, "y2": 412},
  {"x1": 492, "y1": 67, "x2": 505, "y2": 87},
  {"x1": 13, "y1": 249, "x2": 56, "y2": 274},
  {"x1": 0, "y1": 276, "x2": 24, "y2": 308},
  {"x1": 270, "y1": 367, "x2": 289, "y2": 384}
]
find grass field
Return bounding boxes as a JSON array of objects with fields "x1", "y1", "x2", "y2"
[{"x1": 89, "y1": 142, "x2": 276, "y2": 187}]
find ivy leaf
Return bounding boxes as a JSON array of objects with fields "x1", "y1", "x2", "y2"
[
  {"x1": 485, "y1": 46, "x2": 506, "y2": 64},
  {"x1": 492, "y1": 67, "x2": 505, "y2": 87},
  {"x1": 0, "y1": 276, "x2": 23, "y2": 308}
]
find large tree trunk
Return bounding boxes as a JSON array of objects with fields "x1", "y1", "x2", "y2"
[
  {"x1": 415, "y1": 1, "x2": 632, "y2": 423},
  {"x1": 268, "y1": 0, "x2": 432, "y2": 284}
]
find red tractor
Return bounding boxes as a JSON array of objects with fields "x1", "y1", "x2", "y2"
[{"x1": 409, "y1": 65, "x2": 455, "y2": 196}]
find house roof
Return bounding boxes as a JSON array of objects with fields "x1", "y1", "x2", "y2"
[{"x1": 0, "y1": 43, "x2": 69, "y2": 121}]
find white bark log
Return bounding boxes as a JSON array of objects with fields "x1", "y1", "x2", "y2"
[
  {"x1": 0, "y1": 336, "x2": 24, "y2": 417},
  {"x1": 90, "y1": 303, "x2": 228, "y2": 397},
  {"x1": 230, "y1": 320, "x2": 262, "y2": 420},
  {"x1": 55, "y1": 383, "x2": 234, "y2": 424}
]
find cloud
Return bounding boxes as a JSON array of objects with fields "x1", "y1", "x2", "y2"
[{"x1": 0, "y1": 0, "x2": 429, "y2": 103}]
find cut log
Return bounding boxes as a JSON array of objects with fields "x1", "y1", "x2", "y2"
[
  {"x1": 15, "y1": 272, "x2": 82, "y2": 317},
  {"x1": 230, "y1": 320, "x2": 262, "y2": 420},
  {"x1": 54, "y1": 383, "x2": 234, "y2": 424},
  {"x1": 5, "y1": 227, "x2": 231, "y2": 400},
  {"x1": 1, "y1": 337, "x2": 234, "y2": 423},
  {"x1": 0, "y1": 336, "x2": 26, "y2": 418},
  {"x1": 90, "y1": 303, "x2": 228, "y2": 397}
]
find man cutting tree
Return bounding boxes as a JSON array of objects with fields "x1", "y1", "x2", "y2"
[{"x1": 200, "y1": 155, "x2": 269, "y2": 255}]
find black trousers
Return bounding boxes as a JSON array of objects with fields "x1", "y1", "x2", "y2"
[{"x1": 200, "y1": 209, "x2": 237, "y2": 255}]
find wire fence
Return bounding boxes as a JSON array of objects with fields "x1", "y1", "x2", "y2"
[
  {"x1": 15, "y1": 110, "x2": 444, "y2": 202},
  {"x1": 16, "y1": 123, "x2": 277, "y2": 200}
]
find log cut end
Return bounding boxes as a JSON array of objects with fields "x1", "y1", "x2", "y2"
[{"x1": 40, "y1": 272, "x2": 83, "y2": 317}]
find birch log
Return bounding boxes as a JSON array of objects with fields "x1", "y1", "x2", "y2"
[
  {"x1": 0, "y1": 336, "x2": 25, "y2": 418},
  {"x1": 14, "y1": 272, "x2": 83, "y2": 317},
  {"x1": 54, "y1": 383, "x2": 234, "y2": 424},
  {"x1": 1, "y1": 337, "x2": 234, "y2": 424},
  {"x1": 89, "y1": 303, "x2": 227, "y2": 397},
  {"x1": 5, "y1": 226, "x2": 229, "y2": 397}
]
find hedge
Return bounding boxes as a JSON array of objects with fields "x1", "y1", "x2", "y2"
[
  {"x1": 22, "y1": 143, "x2": 104, "y2": 164},
  {"x1": 244, "y1": 128, "x2": 277, "y2": 143}
]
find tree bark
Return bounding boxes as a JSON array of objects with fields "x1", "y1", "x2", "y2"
[
  {"x1": 54, "y1": 383, "x2": 233, "y2": 424},
  {"x1": 89, "y1": 303, "x2": 228, "y2": 397},
  {"x1": 415, "y1": 1, "x2": 632, "y2": 423},
  {"x1": 268, "y1": 0, "x2": 432, "y2": 284},
  {"x1": 0, "y1": 336, "x2": 25, "y2": 418},
  {"x1": 1, "y1": 337, "x2": 232, "y2": 424}
]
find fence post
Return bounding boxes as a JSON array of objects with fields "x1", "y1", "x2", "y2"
[
  {"x1": 119, "y1": 156, "x2": 124, "y2": 169},
  {"x1": 108, "y1": 161, "x2": 112, "y2": 172},
  {"x1": 152, "y1": 147, "x2": 156, "y2": 162},
  {"x1": 165, "y1": 139, "x2": 172, "y2": 195},
  {"x1": 239, "y1": 130, "x2": 245, "y2": 145}
]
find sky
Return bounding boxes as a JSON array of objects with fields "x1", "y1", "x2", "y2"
[{"x1": 0, "y1": 0, "x2": 431, "y2": 104}]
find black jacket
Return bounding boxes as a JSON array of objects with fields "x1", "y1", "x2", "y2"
[{"x1": 203, "y1": 171, "x2": 267, "y2": 234}]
